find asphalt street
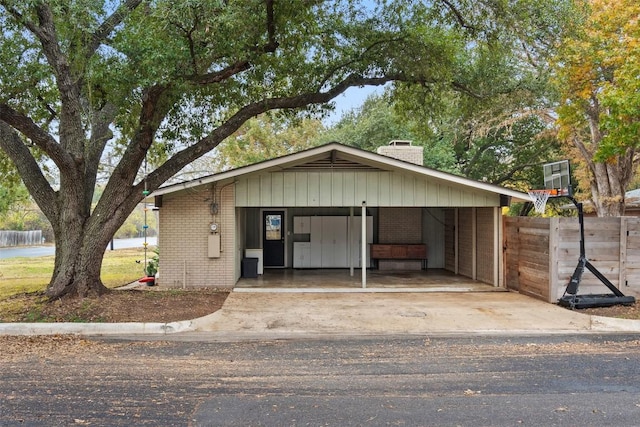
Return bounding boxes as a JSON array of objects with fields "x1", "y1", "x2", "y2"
[{"x1": 2, "y1": 334, "x2": 640, "y2": 426}]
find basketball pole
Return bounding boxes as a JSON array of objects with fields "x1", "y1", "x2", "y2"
[
  {"x1": 538, "y1": 160, "x2": 633, "y2": 308},
  {"x1": 563, "y1": 196, "x2": 627, "y2": 306}
]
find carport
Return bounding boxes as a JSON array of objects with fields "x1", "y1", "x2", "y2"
[{"x1": 152, "y1": 142, "x2": 529, "y2": 290}]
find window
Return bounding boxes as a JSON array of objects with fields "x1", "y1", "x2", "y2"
[{"x1": 265, "y1": 214, "x2": 282, "y2": 240}]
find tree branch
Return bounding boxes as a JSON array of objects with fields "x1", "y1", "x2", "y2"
[
  {"x1": 319, "y1": 37, "x2": 406, "y2": 89},
  {"x1": 0, "y1": 120, "x2": 58, "y2": 223},
  {"x1": 172, "y1": 16, "x2": 200, "y2": 75},
  {"x1": 450, "y1": 81, "x2": 484, "y2": 99},
  {"x1": 492, "y1": 162, "x2": 543, "y2": 186},
  {"x1": 0, "y1": 103, "x2": 74, "y2": 170},
  {"x1": 0, "y1": 2, "x2": 46, "y2": 39},
  {"x1": 439, "y1": 0, "x2": 479, "y2": 33},
  {"x1": 145, "y1": 73, "x2": 401, "y2": 192},
  {"x1": 85, "y1": 103, "x2": 117, "y2": 207},
  {"x1": 94, "y1": 84, "x2": 175, "y2": 220},
  {"x1": 188, "y1": 60, "x2": 251, "y2": 85},
  {"x1": 264, "y1": 0, "x2": 278, "y2": 52},
  {"x1": 85, "y1": 0, "x2": 144, "y2": 59},
  {"x1": 30, "y1": 4, "x2": 87, "y2": 157}
]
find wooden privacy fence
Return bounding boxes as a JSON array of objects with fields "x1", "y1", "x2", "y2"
[
  {"x1": 0, "y1": 230, "x2": 43, "y2": 247},
  {"x1": 504, "y1": 217, "x2": 640, "y2": 303}
]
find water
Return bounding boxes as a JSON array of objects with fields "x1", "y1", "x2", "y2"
[{"x1": 0, "y1": 237, "x2": 157, "y2": 259}]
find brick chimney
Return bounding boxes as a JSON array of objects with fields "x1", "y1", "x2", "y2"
[{"x1": 376, "y1": 140, "x2": 423, "y2": 166}]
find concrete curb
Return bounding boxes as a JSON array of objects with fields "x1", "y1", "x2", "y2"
[
  {"x1": 0, "y1": 317, "x2": 638, "y2": 337},
  {"x1": 590, "y1": 315, "x2": 640, "y2": 332},
  {"x1": 0, "y1": 319, "x2": 195, "y2": 336}
]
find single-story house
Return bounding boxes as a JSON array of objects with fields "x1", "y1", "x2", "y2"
[{"x1": 150, "y1": 141, "x2": 529, "y2": 289}]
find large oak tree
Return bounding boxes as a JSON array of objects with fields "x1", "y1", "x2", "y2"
[
  {"x1": 555, "y1": 0, "x2": 640, "y2": 216},
  {"x1": 0, "y1": 0, "x2": 570, "y2": 299}
]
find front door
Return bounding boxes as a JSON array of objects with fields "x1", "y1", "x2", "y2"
[{"x1": 263, "y1": 211, "x2": 285, "y2": 267}]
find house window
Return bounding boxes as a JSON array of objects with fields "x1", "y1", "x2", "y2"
[{"x1": 265, "y1": 214, "x2": 282, "y2": 241}]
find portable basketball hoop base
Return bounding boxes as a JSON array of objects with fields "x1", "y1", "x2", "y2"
[
  {"x1": 557, "y1": 196, "x2": 635, "y2": 310},
  {"x1": 533, "y1": 160, "x2": 635, "y2": 310}
]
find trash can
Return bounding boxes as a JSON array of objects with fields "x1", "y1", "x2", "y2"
[{"x1": 242, "y1": 258, "x2": 259, "y2": 278}]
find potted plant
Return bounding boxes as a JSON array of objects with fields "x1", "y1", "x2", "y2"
[{"x1": 143, "y1": 249, "x2": 159, "y2": 286}]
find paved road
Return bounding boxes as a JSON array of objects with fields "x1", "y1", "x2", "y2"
[
  {"x1": 0, "y1": 237, "x2": 157, "y2": 259},
  {"x1": 2, "y1": 334, "x2": 640, "y2": 426}
]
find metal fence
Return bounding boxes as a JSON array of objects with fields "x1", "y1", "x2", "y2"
[{"x1": 0, "y1": 230, "x2": 43, "y2": 247}]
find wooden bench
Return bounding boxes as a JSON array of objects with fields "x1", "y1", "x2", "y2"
[{"x1": 371, "y1": 244, "x2": 428, "y2": 269}]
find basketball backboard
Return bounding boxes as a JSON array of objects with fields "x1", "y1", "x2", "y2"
[{"x1": 543, "y1": 160, "x2": 572, "y2": 197}]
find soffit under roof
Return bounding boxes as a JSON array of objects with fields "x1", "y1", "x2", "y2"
[{"x1": 279, "y1": 149, "x2": 388, "y2": 172}]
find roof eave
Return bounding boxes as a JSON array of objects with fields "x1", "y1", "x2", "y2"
[{"x1": 150, "y1": 142, "x2": 531, "y2": 202}]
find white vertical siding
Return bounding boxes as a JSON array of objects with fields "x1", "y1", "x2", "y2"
[
  {"x1": 378, "y1": 172, "x2": 391, "y2": 205},
  {"x1": 271, "y1": 173, "x2": 284, "y2": 206},
  {"x1": 366, "y1": 172, "x2": 379, "y2": 205},
  {"x1": 234, "y1": 171, "x2": 501, "y2": 207},
  {"x1": 414, "y1": 178, "x2": 426, "y2": 206},
  {"x1": 283, "y1": 173, "x2": 296, "y2": 206},
  {"x1": 319, "y1": 173, "x2": 332, "y2": 206},
  {"x1": 295, "y1": 172, "x2": 307, "y2": 206},
  {"x1": 342, "y1": 171, "x2": 355, "y2": 206},
  {"x1": 355, "y1": 173, "x2": 367, "y2": 204},
  {"x1": 331, "y1": 173, "x2": 343, "y2": 205},
  {"x1": 308, "y1": 172, "x2": 320, "y2": 206}
]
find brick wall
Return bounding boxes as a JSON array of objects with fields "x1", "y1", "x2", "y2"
[
  {"x1": 376, "y1": 146, "x2": 424, "y2": 166},
  {"x1": 158, "y1": 183, "x2": 236, "y2": 288},
  {"x1": 378, "y1": 207, "x2": 423, "y2": 244},
  {"x1": 457, "y1": 208, "x2": 474, "y2": 278},
  {"x1": 476, "y1": 208, "x2": 495, "y2": 284},
  {"x1": 444, "y1": 209, "x2": 456, "y2": 272}
]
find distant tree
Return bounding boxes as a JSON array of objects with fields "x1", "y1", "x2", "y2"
[
  {"x1": 555, "y1": 0, "x2": 640, "y2": 216},
  {"x1": 114, "y1": 204, "x2": 157, "y2": 239},
  {"x1": 0, "y1": 182, "x2": 29, "y2": 219},
  {"x1": 0, "y1": 183, "x2": 30, "y2": 225},
  {"x1": 456, "y1": 116, "x2": 561, "y2": 187},
  {"x1": 392, "y1": 16, "x2": 568, "y2": 192},
  {"x1": 322, "y1": 94, "x2": 407, "y2": 151},
  {"x1": 321, "y1": 93, "x2": 458, "y2": 172},
  {"x1": 214, "y1": 113, "x2": 323, "y2": 170}
]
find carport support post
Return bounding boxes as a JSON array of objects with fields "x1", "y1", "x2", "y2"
[
  {"x1": 350, "y1": 207, "x2": 354, "y2": 277},
  {"x1": 362, "y1": 201, "x2": 367, "y2": 288}
]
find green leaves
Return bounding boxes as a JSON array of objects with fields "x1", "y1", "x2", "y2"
[
  {"x1": 556, "y1": 0, "x2": 640, "y2": 162},
  {"x1": 215, "y1": 112, "x2": 323, "y2": 170},
  {"x1": 322, "y1": 92, "x2": 459, "y2": 172}
]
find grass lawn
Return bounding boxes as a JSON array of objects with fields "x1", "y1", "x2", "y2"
[{"x1": 0, "y1": 247, "x2": 149, "y2": 300}]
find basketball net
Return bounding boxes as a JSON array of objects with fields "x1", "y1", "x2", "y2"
[{"x1": 527, "y1": 189, "x2": 552, "y2": 214}]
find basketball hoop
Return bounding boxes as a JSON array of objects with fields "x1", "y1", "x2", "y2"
[{"x1": 528, "y1": 189, "x2": 555, "y2": 214}]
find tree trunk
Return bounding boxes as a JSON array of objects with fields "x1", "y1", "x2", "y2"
[
  {"x1": 590, "y1": 160, "x2": 626, "y2": 217},
  {"x1": 45, "y1": 203, "x2": 111, "y2": 300},
  {"x1": 46, "y1": 247, "x2": 109, "y2": 299},
  {"x1": 571, "y1": 105, "x2": 633, "y2": 218}
]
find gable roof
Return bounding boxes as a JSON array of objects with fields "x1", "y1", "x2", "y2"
[{"x1": 151, "y1": 142, "x2": 530, "y2": 202}]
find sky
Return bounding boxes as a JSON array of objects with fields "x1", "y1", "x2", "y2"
[{"x1": 324, "y1": 85, "x2": 384, "y2": 125}]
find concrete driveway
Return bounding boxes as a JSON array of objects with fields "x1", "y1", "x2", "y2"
[
  {"x1": 191, "y1": 291, "x2": 600, "y2": 337},
  {"x1": 2, "y1": 283, "x2": 635, "y2": 338}
]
